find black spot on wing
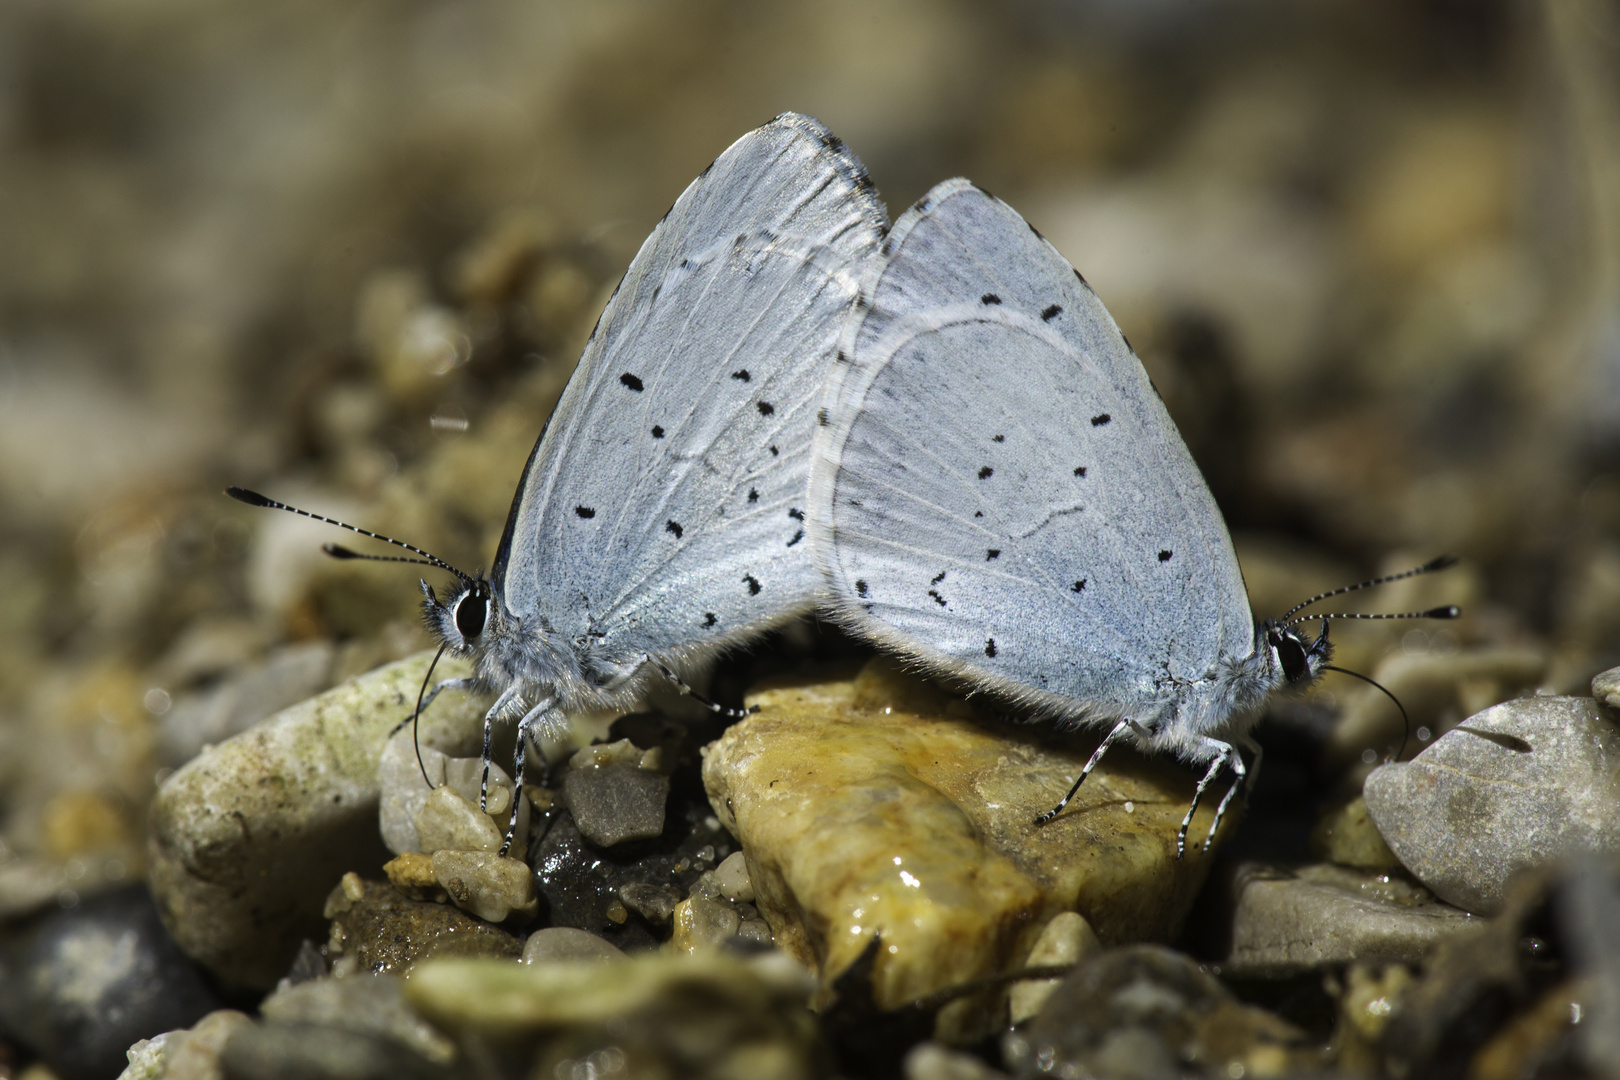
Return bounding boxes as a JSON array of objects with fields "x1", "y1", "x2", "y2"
[
  {"x1": 1091, "y1": 414, "x2": 1111, "y2": 427},
  {"x1": 928, "y1": 590, "x2": 947, "y2": 608},
  {"x1": 747, "y1": 488, "x2": 759, "y2": 503},
  {"x1": 984, "y1": 637, "x2": 997, "y2": 658},
  {"x1": 1041, "y1": 304, "x2": 1062, "y2": 321},
  {"x1": 818, "y1": 408, "x2": 829, "y2": 427},
  {"x1": 651, "y1": 425, "x2": 665, "y2": 439},
  {"x1": 1072, "y1": 579, "x2": 1086, "y2": 592},
  {"x1": 620, "y1": 373, "x2": 644, "y2": 391},
  {"x1": 855, "y1": 579, "x2": 868, "y2": 597},
  {"x1": 575, "y1": 506, "x2": 596, "y2": 519},
  {"x1": 743, "y1": 574, "x2": 761, "y2": 596},
  {"x1": 978, "y1": 466, "x2": 993, "y2": 479},
  {"x1": 986, "y1": 549, "x2": 1001, "y2": 560},
  {"x1": 835, "y1": 350, "x2": 850, "y2": 364},
  {"x1": 666, "y1": 520, "x2": 684, "y2": 539},
  {"x1": 788, "y1": 508, "x2": 804, "y2": 521},
  {"x1": 1158, "y1": 549, "x2": 1172, "y2": 562},
  {"x1": 930, "y1": 570, "x2": 946, "y2": 585},
  {"x1": 1074, "y1": 466, "x2": 1087, "y2": 476},
  {"x1": 786, "y1": 529, "x2": 804, "y2": 547},
  {"x1": 992, "y1": 434, "x2": 1004, "y2": 442},
  {"x1": 731, "y1": 369, "x2": 751, "y2": 382},
  {"x1": 769, "y1": 445, "x2": 779, "y2": 457},
  {"x1": 981, "y1": 293, "x2": 1001, "y2": 306},
  {"x1": 974, "y1": 510, "x2": 983, "y2": 518},
  {"x1": 703, "y1": 612, "x2": 717, "y2": 628},
  {"x1": 757, "y1": 401, "x2": 775, "y2": 416}
]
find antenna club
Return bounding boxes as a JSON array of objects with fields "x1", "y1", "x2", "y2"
[
  {"x1": 226, "y1": 486, "x2": 274, "y2": 507},
  {"x1": 1425, "y1": 605, "x2": 1462, "y2": 619},
  {"x1": 1423, "y1": 555, "x2": 1459, "y2": 572},
  {"x1": 323, "y1": 543, "x2": 364, "y2": 559}
]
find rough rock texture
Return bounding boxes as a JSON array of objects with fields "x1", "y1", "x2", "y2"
[
  {"x1": 146, "y1": 652, "x2": 484, "y2": 987},
  {"x1": 1364, "y1": 695, "x2": 1620, "y2": 914},
  {"x1": 324, "y1": 876, "x2": 522, "y2": 976},
  {"x1": 405, "y1": 952, "x2": 824, "y2": 1080},
  {"x1": 1210, "y1": 862, "x2": 1475, "y2": 977},
  {"x1": 702, "y1": 661, "x2": 1233, "y2": 1024}
]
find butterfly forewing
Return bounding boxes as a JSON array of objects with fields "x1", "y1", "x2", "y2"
[{"x1": 496, "y1": 114, "x2": 887, "y2": 669}]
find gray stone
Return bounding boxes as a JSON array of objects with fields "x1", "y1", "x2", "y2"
[
  {"x1": 562, "y1": 753, "x2": 670, "y2": 847},
  {"x1": 221, "y1": 1022, "x2": 450, "y2": 1080},
  {"x1": 147, "y1": 652, "x2": 485, "y2": 988},
  {"x1": 1364, "y1": 695, "x2": 1620, "y2": 914},
  {"x1": 521, "y1": 927, "x2": 626, "y2": 965},
  {"x1": 1594, "y1": 665, "x2": 1620, "y2": 712},
  {"x1": 1004, "y1": 946, "x2": 1312, "y2": 1080},
  {"x1": 1213, "y1": 861, "x2": 1475, "y2": 977},
  {"x1": 0, "y1": 886, "x2": 220, "y2": 1080},
  {"x1": 259, "y1": 973, "x2": 455, "y2": 1065},
  {"x1": 619, "y1": 882, "x2": 683, "y2": 925}
]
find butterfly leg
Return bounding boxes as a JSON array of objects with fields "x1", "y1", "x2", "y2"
[
  {"x1": 500, "y1": 695, "x2": 558, "y2": 858},
  {"x1": 619, "y1": 654, "x2": 752, "y2": 720},
  {"x1": 1200, "y1": 744, "x2": 1249, "y2": 853},
  {"x1": 478, "y1": 686, "x2": 524, "y2": 814},
  {"x1": 388, "y1": 677, "x2": 477, "y2": 737},
  {"x1": 1034, "y1": 718, "x2": 1135, "y2": 825},
  {"x1": 1176, "y1": 737, "x2": 1241, "y2": 858}
]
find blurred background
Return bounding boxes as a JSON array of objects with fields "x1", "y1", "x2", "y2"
[{"x1": 0, "y1": 0, "x2": 1617, "y2": 921}]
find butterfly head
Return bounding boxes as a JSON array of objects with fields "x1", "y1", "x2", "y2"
[
  {"x1": 1261, "y1": 617, "x2": 1332, "y2": 690},
  {"x1": 422, "y1": 576, "x2": 497, "y2": 656}
]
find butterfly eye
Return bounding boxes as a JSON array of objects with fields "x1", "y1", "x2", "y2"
[
  {"x1": 1275, "y1": 632, "x2": 1308, "y2": 683},
  {"x1": 455, "y1": 593, "x2": 487, "y2": 640}
]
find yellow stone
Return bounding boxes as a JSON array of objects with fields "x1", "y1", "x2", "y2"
[
  {"x1": 383, "y1": 852, "x2": 445, "y2": 903},
  {"x1": 42, "y1": 790, "x2": 131, "y2": 859},
  {"x1": 702, "y1": 660, "x2": 1232, "y2": 1022}
]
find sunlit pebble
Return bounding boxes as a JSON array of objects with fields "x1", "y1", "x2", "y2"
[
  {"x1": 1361, "y1": 748, "x2": 1379, "y2": 764},
  {"x1": 704, "y1": 816, "x2": 721, "y2": 831},
  {"x1": 144, "y1": 687, "x2": 172, "y2": 717},
  {"x1": 1124, "y1": 801, "x2": 1135, "y2": 813}
]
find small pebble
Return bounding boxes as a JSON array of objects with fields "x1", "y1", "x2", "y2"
[
  {"x1": 562, "y1": 742, "x2": 670, "y2": 848},
  {"x1": 414, "y1": 787, "x2": 502, "y2": 854},
  {"x1": 382, "y1": 853, "x2": 444, "y2": 903},
  {"x1": 1008, "y1": 912, "x2": 1101, "y2": 1025},
  {"x1": 430, "y1": 850, "x2": 538, "y2": 923},
  {"x1": 521, "y1": 927, "x2": 626, "y2": 966},
  {"x1": 1365, "y1": 694, "x2": 1620, "y2": 914},
  {"x1": 670, "y1": 895, "x2": 741, "y2": 953},
  {"x1": 712, "y1": 851, "x2": 755, "y2": 902}
]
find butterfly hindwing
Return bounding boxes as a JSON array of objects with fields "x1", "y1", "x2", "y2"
[{"x1": 811, "y1": 180, "x2": 1252, "y2": 722}]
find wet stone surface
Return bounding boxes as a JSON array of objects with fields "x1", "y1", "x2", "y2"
[
  {"x1": 703, "y1": 659, "x2": 1230, "y2": 1039},
  {"x1": 526, "y1": 713, "x2": 735, "y2": 952},
  {"x1": 324, "y1": 875, "x2": 523, "y2": 976}
]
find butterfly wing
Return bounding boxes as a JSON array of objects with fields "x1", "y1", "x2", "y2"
[
  {"x1": 494, "y1": 113, "x2": 887, "y2": 676},
  {"x1": 810, "y1": 179, "x2": 1253, "y2": 725}
]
